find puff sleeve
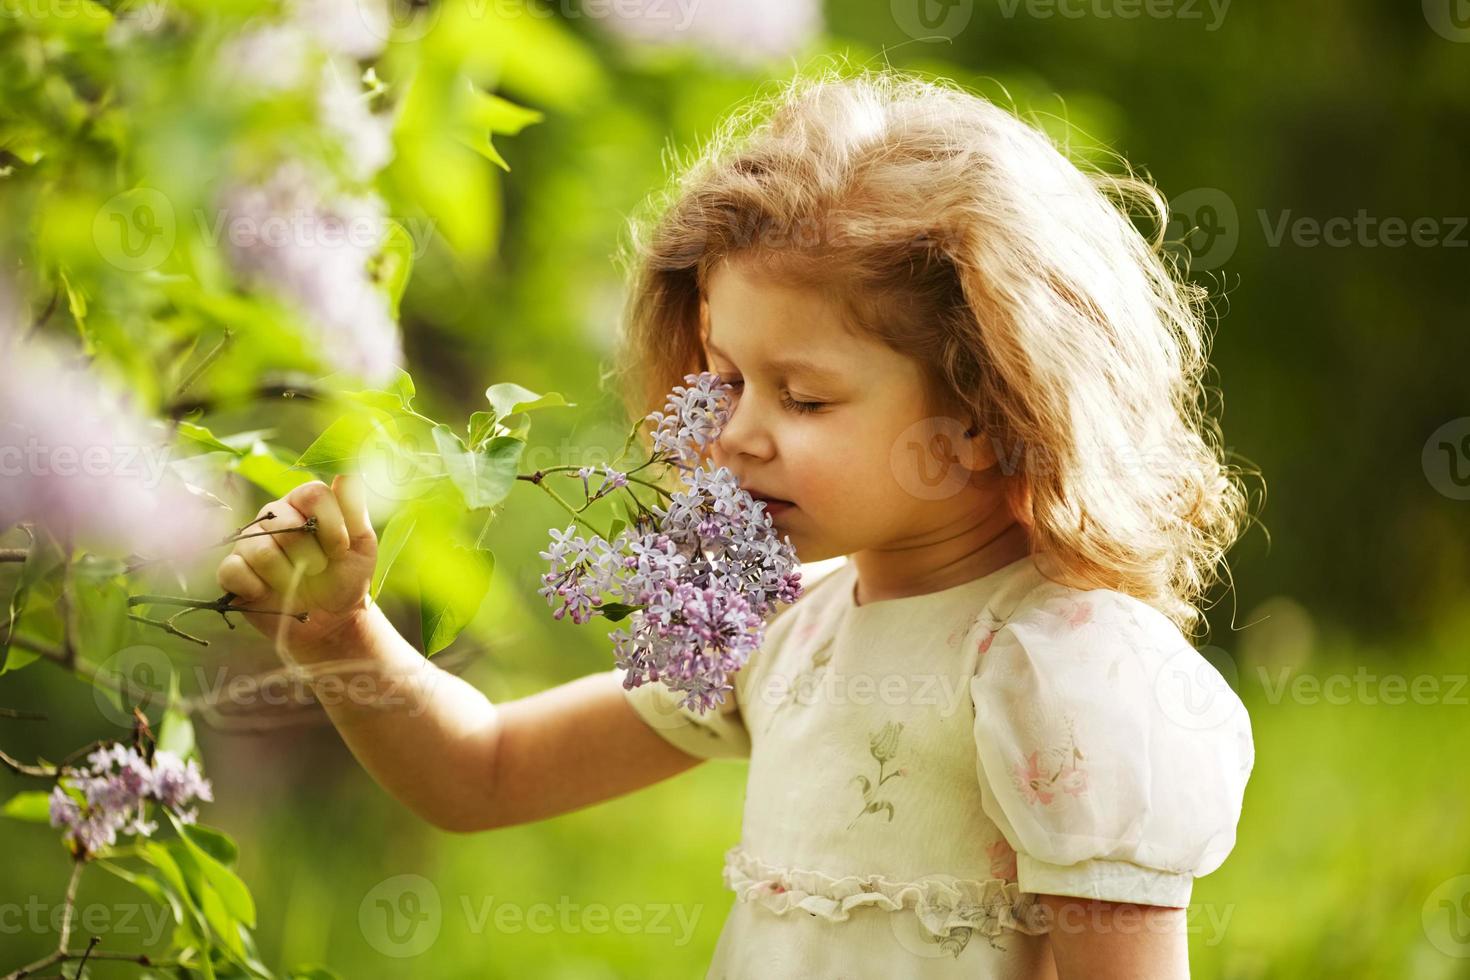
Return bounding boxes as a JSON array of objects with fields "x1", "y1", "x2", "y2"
[
  {"x1": 615, "y1": 666, "x2": 751, "y2": 761},
  {"x1": 971, "y1": 589, "x2": 1254, "y2": 907}
]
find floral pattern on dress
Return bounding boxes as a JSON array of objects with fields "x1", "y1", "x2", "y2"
[
  {"x1": 946, "y1": 610, "x2": 1006, "y2": 652},
  {"x1": 986, "y1": 838, "x2": 1018, "y2": 882},
  {"x1": 763, "y1": 627, "x2": 836, "y2": 735},
  {"x1": 1011, "y1": 721, "x2": 1088, "y2": 807},
  {"x1": 848, "y1": 721, "x2": 907, "y2": 828}
]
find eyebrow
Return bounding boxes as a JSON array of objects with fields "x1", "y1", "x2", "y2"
[{"x1": 703, "y1": 337, "x2": 846, "y2": 384}]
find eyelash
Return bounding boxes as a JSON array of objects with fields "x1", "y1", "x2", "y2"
[{"x1": 720, "y1": 378, "x2": 825, "y2": 415}]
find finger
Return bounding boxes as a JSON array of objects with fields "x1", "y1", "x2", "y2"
[
  {"x1": 249, "y1": 501, "x2": 329, "y2": 579},
  {"x1": 287, "y1": 481, "x2": 350, "y2": 559},
  {"x1": 332, "y1": 472, "x2": 373, "y2": 546},
  {"x1": 237, "y1": 529, "x2": 298, "y2": 597},
  {"x1": 217, "y1": 553, "x2": 270, "y2": 602}
]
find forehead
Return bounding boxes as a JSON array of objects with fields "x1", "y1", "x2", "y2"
[{"x1": 700, "y1": 260, "x2": 879, "y2": 381}]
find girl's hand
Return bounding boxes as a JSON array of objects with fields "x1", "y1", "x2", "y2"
[{"x1": 215, "y1": 474, "x2": 378, "y2": 662}]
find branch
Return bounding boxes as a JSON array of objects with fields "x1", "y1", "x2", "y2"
[
  {"x1": 163, "y1": 379, "x2": 325, "y2": 419},
  {"x1": 169, "y1": 328, "x2": 233, "y2": 404},
  {"x1": 126, "y1": 589, "x2": 310, "y2": 647},
  {"x1": 0, "y1": 550, "x2": 27, "y2": 563},
  {"x1": 0, "y1": 747, "x2": 58, "y2": 778},
  {"x1": 0, "y1": 707, "x2": 47, "y2": 721}
]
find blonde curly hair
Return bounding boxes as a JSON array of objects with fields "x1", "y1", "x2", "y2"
[{"x1": 609, "y1": 65, "x2": 1255, "y2": 638}]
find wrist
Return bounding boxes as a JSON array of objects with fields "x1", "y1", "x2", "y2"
[{"x1": 293, "y1": 598, "x2": 386, "y2": 665}]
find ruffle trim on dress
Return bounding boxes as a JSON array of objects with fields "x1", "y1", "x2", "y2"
[{"x1": 723, "y1": 845, "x2": 1053, "y2": 941}]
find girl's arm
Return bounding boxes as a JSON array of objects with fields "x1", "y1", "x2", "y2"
[
  {"x1": 303, "y1": 604, "x2": 706, "y2": 833},
  {"x1": 1039, "y1": 895, "x2": 1190, "y2": 980},
  {"x1": 215, "y1": 477, "x2": 706, "y2": 834}
]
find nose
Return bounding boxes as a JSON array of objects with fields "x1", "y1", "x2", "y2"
[{"x1": 712, "y1": 386, "x2": 776, "y2": 464}]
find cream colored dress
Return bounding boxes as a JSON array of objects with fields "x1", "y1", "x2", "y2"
[{"x1": 614, "y1": 554, "x2": 1255, "y2": 979}]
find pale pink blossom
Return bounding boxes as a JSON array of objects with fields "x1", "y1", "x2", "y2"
[{"x1": 0, "y1": 307, "x2": 233, "y2": 557}]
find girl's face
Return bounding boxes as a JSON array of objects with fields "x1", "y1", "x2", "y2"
[{"x1": 702, "y1": 258, "x2": 1006, "y2": 564}]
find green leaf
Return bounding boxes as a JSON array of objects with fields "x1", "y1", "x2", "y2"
[
  {"x1": 334, "y1": 367, "x2": 418, "y2": 415},
  {"x1": 2, "y1": 527, "x2": 65, "y2": 673},
  {"x1": 74, "y1": 579, "x2": 129, "y2": 665},
  {"x1": 290, "y1": 410, "x2": 395, "y2": 477},
  {"x1": 288, "y1": 967, "x2": 344, "y2": 980},
  {"x1": 420, "y1": 546, "x2": 494, "y2": 656},
  {"x1": 596, "y1": 602, "x2": 643, "y2": 623},
  {"x1": 167, "y1": 810, "x2": 256, "y2": 930},
  {"x1": 374, "y1": 221, "x2": 416, "y2": 317},
  {"x1": 182, "y1": 823, "x2": 239, "y2": 868},
  {"x1": 607, "y1": 518, "x2": 627, "y2": 542},
  {"x1": 453, "y1": 81, "x2": 544, "y2": 171},
  {"x1": 371, "y1": 504, "x2": 419, "y2": 600},
  {"x1": 2, "y1": 791, "x2": 53, "y2": 823},
  {"x1": 141, "y1": 841, "x2": 214, "y2": 965},
  {"x1": 466, "y1": 411, "x2": 496, "y2": 449},
  {"x1": 231, "y1": 442, "x2": 314, "y2": 498},
  {"x1": 484, "y1": 383, "x2": 573, "y2": 418},
  {"x1": 431, "y1": 425, "x2": 525, "y2": 511},
  {"x1": 157, "y1": 706, "x2": 196, "y2": 759},
  {"x1": 175, "y1": 421, "x2": 246, "y2": 456},
  {"x1": 96, "y1": 859, "x2": 186, "y2": 928},
  {"x1": 59, "y1": 268, "x2": 92, "y2": 355}
]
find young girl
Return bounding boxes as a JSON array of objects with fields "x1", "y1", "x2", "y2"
[{"x1": 217, "y1": 68, "x2": 1256, "y2": 979}]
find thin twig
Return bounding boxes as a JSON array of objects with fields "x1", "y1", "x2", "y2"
[
  {"x1": 169, "y1": 328, "x2": 233, "y2": 404},
  {"x1": 164, "y1": 380, "x2": 323, "y2": 419},
  {"x1": 0, "y1": 707, "x2": 47, "y2": 721},
  {"x1": 0, "y1": 747, "x2": 58, "y2": 778}
]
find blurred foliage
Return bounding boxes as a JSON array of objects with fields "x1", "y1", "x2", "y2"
[{"x1": 2, "y1": 0, "x2": 1467, "y2": 976}]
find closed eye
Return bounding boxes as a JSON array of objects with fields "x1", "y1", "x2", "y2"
[{"x1": 718, "y1": 377, "x2": 825, "y2": 415}]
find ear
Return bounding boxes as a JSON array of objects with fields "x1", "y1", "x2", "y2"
[{"x1": 964, "y1": 418, "x2": 1001, "y2": 473}]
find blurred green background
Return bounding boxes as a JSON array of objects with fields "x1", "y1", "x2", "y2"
[{"x1": 3, "y1": 0, "x2": 1469, "y2": 977}]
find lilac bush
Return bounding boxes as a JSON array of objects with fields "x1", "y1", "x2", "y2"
[
  {"x1": 538, "y1": 372, "x2": 803, "y2": 713},
  {"x1": 47, "y1": 744, "x2": 214, "y2": 859}
]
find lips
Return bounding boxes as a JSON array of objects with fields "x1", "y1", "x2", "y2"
[{"x1": 743, "y1": 488, "x2": 794, "y2": 507}]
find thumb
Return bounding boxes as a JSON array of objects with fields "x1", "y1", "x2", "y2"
[{"x1": 331, "y1": 472, "x2": 373, "y2": 545}]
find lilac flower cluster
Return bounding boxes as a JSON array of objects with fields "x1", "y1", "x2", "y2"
[
  {"x1": 218, "y1": 161, "x2": 404, "y2": 388},
  {"x1": 0, "y1": 293, "x2": 233, "y2": 557},
  {"x1": 646, "y1": 372, "x2": 733, "y2": 468},
  {"x1": 47, "y1": 744, "x2": 213, "y2": 858},
  {"x1": 538, "y1": 372, "x2": 803, "y2": 713},
  {"x1": 211, "y1": 0, "x2": 404, "y2": 387},
  {"x1": 576, "y1": 463, "x2": 629, "y2": 503}
]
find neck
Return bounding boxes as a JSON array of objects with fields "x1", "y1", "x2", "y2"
[{"x1": 849, "y1": 509, "x2": 1033, "y2": 606}]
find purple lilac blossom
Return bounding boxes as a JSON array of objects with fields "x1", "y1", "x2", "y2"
[
  {"x1": 47, "y1": 744, "x2": 213, "y2": 858},
  {"x1": 0, "y1": 297, "x2": 233, "y2": 557},
  {"x1": 538, "y1": 372, "x2": 803, "y2": 713},
  {"x1": 217, "y1": 160, "x2": 404, "y2": 386}
]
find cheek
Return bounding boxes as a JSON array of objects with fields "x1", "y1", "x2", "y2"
[{"x1": 785, "y1": 432, "x2": 894, "y2": 506}]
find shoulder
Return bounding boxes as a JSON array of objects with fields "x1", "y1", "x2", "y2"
[
  {"x1": 970, "y1": 584, "x2": 1255, "y2": 902},
  {"x1": 981, "y1": 582, "x2": 1253, "y2": 752},
  {"x1": 987, "y1": 578, "x2": 1203, "y2": 686}
]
